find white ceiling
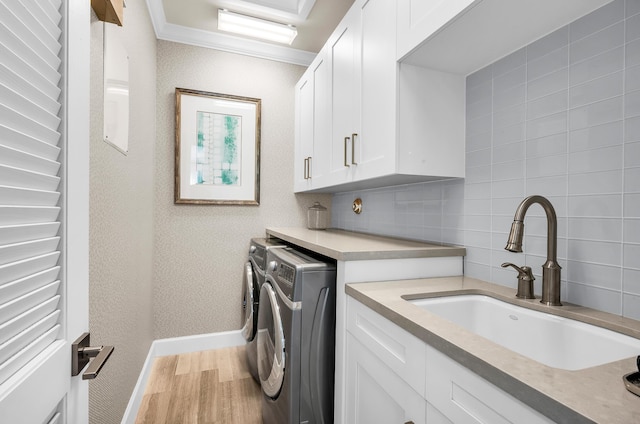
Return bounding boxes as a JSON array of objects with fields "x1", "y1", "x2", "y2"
[{"x1": 144, "y1": 0, "x2": 354, "y2": 66}]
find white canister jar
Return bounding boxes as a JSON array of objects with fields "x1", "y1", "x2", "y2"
[{"x1": 307, "y1": 202, "x2": 328, "y2": 230}]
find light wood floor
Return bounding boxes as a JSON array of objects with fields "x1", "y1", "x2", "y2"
[{"x1": 134, "y1": 345, "x2": 262, "y2": 424}]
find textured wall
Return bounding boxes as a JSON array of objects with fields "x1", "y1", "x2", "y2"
[
  {"x1": 89, "y1": 1, "x2": 156, "y2": 423},
  {"x1": 154, "y1": 41, "x2": 331, "y2": 339},
  {"x1": 333, "y1": 0, "x2": 640, "y2": 319}
]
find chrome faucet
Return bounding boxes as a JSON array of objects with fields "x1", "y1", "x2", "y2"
[{"x1": 505, "y1": 195, "x2": 562, "y2": 306}]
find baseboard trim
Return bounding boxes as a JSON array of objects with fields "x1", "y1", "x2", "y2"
[{"x1": 120, "y1": 330, "x2": 245, "y2": 424}]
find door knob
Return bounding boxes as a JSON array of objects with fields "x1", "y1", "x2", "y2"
[{"x1": 72, "y1": 332, "x2": 114, "y2": 380}]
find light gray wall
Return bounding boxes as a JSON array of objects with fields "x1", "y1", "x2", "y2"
[
  {"x1": 333, "y1": 0, "x2": 640, "y2": 319},
  {"x1": 89, "y1": 1, "x2": 156, "y2": 422},
  {"x1": 154, "y1": 41, "x2": 331, "y2": 339}
]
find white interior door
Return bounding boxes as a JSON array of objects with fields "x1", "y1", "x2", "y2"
[{"x1": 0, "y1": 0, "x2": 90, "y2": 423}]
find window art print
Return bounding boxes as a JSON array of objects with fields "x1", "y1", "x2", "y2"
[{"x1": 175, "y1": 88, "x2": 261, "y2": 205}]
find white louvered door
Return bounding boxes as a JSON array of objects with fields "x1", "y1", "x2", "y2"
[{"x1": 0, "y1": 0, "x2": 90, "y2": 423}]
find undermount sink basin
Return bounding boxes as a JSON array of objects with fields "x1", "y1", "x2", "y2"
[{"x1": 410, "y1": 295, "x2": 640, "y2": 371}]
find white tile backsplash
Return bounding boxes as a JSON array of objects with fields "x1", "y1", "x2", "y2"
[
  {"x1": 568, "y1": 96, "x2": 623, "y2": 130},
  {"x1": 569, "y1": 120, "x2": 623, "y2": 152},
  {"x1": 568, "y1": 145, "x2": 623, "y2": 173},
  {"x1": 568, "y1": 169, "x2": 623, "y2": 195},
  {"x1": 331, "y1": 0, "x2": 640, "y2": 319},
  {"x1": 626, "y1": 12, "x2": 640, "y2": 41},
  {"x1": 628, "y1": 0, "x2": 640, "y2": 17},
  {"x1": 623, "y1": 294, "x2": 640, "y2": 320},
  {"x1": 566, "y1": 282, "x2": 622, "y2": 315},
  {"x1": 527, "y1": 27, "x2": 568, "y2": 62},
  {"x1": 528, "y1": 46, "x2": 569, "y2": 81},
  {"x1": 526, "y1": 133, "x2": 567, "y2": 158},
  {"x1": 570, "y1": 0, "x2": 625, "y2": 42},
  {"x1": 569, "y1": 46, "x2": 624, "y2": 86},
  {"x1": 569, "y1": 21, "x2": 624, "y2": 64},
  {"x1": 625, "y1": 64, "x2": 640, "y2": 92},
  {"x1": 569, "y1": 71, "x2": 623, "y2": 108},
  {"x1": 567, "y1": 261, "x2": 622, "y2": 290},
  {"x1": 626, "y1": 116, "x2": 640, "y2": 142},
  {"x1": 528, "y1": 68, "x2": 568, "y2": 100},
  {"x1": 627, "y1": 38, "x2": 640, "y2": 67},
  {"x1": 625, "y1": 89, "x2": 640, "y2": 116}
]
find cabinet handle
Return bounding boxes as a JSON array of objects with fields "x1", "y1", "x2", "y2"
[
  {"x1": 344, "y1": 136, "x2": 350, "y2": 167},
  {"x1": 306, "y1": 156, "x2": 311, "y2": 179},
  {"x1": 351, "y1": 133, "x2": 358, "y2": 165},
  {"x1": 303, "y1": 157, "x2": 308, "y2": 179}
]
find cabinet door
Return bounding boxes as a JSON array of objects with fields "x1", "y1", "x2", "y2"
[
  {"x1": 294, "y1": 49, "x2": 331, "y2": 192},
  {"x1": 328, "y1": 5, "x2": 360, "y2": 184},
  {"x1": 347, "y1": 296, "x2": 426, "y2": 397},
  {"x1": 426, "y1": 346, "x2": 555, "y2": 424},
  {"x1": 355, "y1": 0, "x2": 397, "y2": 180},
  {"x1": 346, "y1": 334, "x2": 426, "y2": 424},
  {"x1": 294, "y1": 68, "x2": 313, "y2": 192},
  {"x1": 310, "y1": 49, "x2": 330, "y2": 187}
]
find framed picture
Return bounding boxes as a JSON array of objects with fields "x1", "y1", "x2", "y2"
[{"x1": 175, "y1": 88, "x2": 261, "y2": 205}]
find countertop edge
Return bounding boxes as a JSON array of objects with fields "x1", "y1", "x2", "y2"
[
  {"x1": 266, "y1": 227, "x2": 466, "y2": 261},
  {"x1": 345, "y1": 286, "x2": 594, "y2": 424},
  {"x1": 345, "y1": 278, "x2": 640, "y2": 424}
]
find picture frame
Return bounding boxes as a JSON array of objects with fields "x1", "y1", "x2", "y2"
[{"x1": 175, "y1": 88, "x2": 261, "y2": 205}]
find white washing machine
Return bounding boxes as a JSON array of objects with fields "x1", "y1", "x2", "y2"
[
  {"x1": 242, "y1": 238, "x2": 286, "y2": 382},
  {"x1": 257, "y1": 247, "x2": 336, "y2": 424}
]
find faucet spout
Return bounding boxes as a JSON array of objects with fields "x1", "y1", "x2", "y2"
[{"x1": 505, "y1": 195, "x2": 562, "y2": 306}]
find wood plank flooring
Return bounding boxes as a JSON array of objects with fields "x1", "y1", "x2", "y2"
[{"x1": 135, "y1": 345, "x2": 262, "y2": 424}]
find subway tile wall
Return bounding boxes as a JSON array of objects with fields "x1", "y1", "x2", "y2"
[{"x1": 332, "y1": 0, "x2": 640, "y2": 319}]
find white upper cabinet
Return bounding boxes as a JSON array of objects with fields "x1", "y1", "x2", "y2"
[
  {"x1": 295, "y1": 0, "x2": 617, "y2": 193},
  {"x1": 396, "y1": 0, "x2": 476, "y2": 62},
  {"x1": 295, "y1": 0, "x2": 466, "y2": 193},
  {"x1": 327, "y1": 5, "x2": 360, "y2": 186},
  {"x1": 294, "y1": 66, "x2": 313, "y2": 192},
  {"x1": 398, "y1": 0, "x2": 615, "y2": 74},
  {"x1": 356, "y1": 0, "x2": 397, "y2": 181},
  {"x1": 294, "y1": 47, "x2": 331, "y2": 192}
]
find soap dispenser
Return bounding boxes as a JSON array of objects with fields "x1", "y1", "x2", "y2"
[{"x1": 501, "y1": 262, "x2": 536, "y2": 299}]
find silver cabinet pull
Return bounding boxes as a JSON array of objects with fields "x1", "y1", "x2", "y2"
[
  {"x1": 306, "y1": 156, "x2": 312, "y2": 179},
  {"x1": 72, "y1": 332, "x2": 114, "y2": 380},
  {"x1": 351, "y1": 133, "x2": 358, "y2": 165},
  {"x1": 344, "y1": 136, "x2": 351, "y2": 167},
  {"x1": 303, "y1": 157, "x2": 309, "y2": 179}
]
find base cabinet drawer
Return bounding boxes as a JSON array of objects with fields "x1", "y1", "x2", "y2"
[
  {"x1": 346, "y1": 334, "x2": 426, "y2": 424},
  {"x1": 426, "y1": 402, "x2": 453, "y2": 424},
  {"x1": 426, "y1": 346, "x2": 554, "y2": 424}
]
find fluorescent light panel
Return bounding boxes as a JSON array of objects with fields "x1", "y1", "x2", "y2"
[{"x1": 218, "y1": 9, "x2": 298, "y2": 45}]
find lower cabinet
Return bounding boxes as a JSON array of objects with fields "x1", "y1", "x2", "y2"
[
  {"x1": 345, "y1": 297, "x2": 556, "y2": 424},
  {"x1": 426, "y1": 346, "x2": 555, "y2": 424},
  {"x1": 346, "y1": 335, "x2": 426, "y2": 424}
]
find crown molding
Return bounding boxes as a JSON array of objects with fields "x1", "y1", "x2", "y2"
[{"x1": 144, "y1": 0, "x2": 316, "y2": 66}]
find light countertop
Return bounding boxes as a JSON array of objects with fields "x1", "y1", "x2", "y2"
[
  {"x1": 346, "y1": 276, "x2": 640, "y2": 424},
  {"x1": 265, "y1": 227, "x2": 466, "y2": 261}
]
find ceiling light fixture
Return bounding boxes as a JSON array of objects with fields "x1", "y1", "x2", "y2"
[{"x1": 217, "y1": 9, "x2": 298, "y2": 45}]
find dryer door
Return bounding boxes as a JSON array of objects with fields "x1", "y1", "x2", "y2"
[
  {"x1": 241, "y1": 261, "x2": 257, "y2": 341},
  {"x1": 257, "y1": 281, "x2": 285, "y2": 398}
]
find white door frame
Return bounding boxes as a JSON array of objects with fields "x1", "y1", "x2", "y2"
[{"x1": 64, "y1": 0, "x2": 91, "y2": 421}]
